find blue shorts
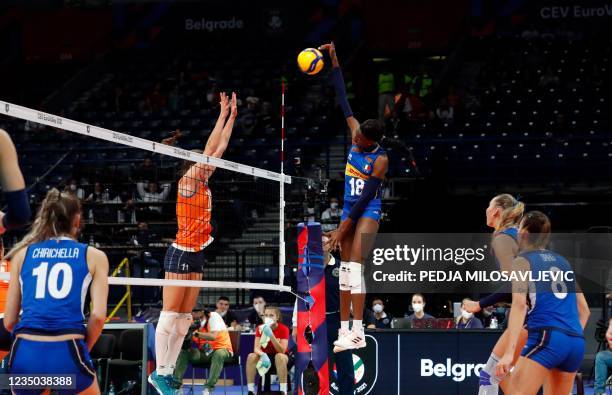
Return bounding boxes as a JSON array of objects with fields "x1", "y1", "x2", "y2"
[
  {"x1": 341, "y1": 200, "x2": 382, "y2": 222},
  {"x1": 9, "y1": 338, "x2": 95, "y2": 394},
  {"x1": 164, "y1": 244, "x2": 206, "y2": 274},
  {"x1": 521, "y1": 328, "x2": 584, "y2": 372}
]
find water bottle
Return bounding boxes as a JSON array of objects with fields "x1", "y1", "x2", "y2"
[
  {"x1": 89, "y1": 235, "x2": 95, "y2": 246},
  {"x1": 243, "y1": 318, "x2": 251, "y2": 332},
  {"x1": 108, "y1": 382, "x2": 115, "y2": 395},
  {"x1": 490, "y1": 316, "x2": 498, "y2": 329}
]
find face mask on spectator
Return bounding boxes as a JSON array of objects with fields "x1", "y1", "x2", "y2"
[
  {"x1": 264, "y1": 317, "x2": 275, "y2": 326},
  {"x1": 412, "y1": 302, "x2": 423, "y2": 313},
  {"x1": 69, "y1": 184, "x2": 77, "y2": 191},
  {"x1": 254, "y1": 302, "x2": 265, "y2": 314},
  {"x1": 483, "y1": 309, "x2": 493, "y2": 317},
  {"x1": 373, "y1": 304, "x2": 383, "y2": 313},
  {"x1": 330, "y1": 202, "x2": 338, "y2": 209},
  {"x1": 461, "y1": 310, "x2": 473, "y2": 320}
]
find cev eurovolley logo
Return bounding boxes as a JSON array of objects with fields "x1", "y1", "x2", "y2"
[{"x1": 330, "y1": 335, "x2": 378, "y2": 395}]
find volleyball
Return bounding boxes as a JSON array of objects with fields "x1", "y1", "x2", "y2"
[{"x1": 297, "y1": 48, "x2": 324, "y2": 75}]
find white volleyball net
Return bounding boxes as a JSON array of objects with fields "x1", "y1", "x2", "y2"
[{"x1": 0, "y1": 100, "x2": 292, "y2": 312}]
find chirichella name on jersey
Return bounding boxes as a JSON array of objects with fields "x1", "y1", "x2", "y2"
[{"x1": 31, "y1": 247, "x2": 80, "y2": 260}]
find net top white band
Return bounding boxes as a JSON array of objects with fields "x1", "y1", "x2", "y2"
[
  {"x1": 0, "y1": 100, "x2": 291, "y2": 184},
  {"x1": 0, "y1": 272, "x2": 291, "y2": 292}
]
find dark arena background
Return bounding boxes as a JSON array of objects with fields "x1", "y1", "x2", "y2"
[{"x1": 0, "y1": 1, "x2": 611, "y2": 394}]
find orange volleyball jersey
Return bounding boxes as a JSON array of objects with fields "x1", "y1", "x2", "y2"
[
  {"x1": 175, "y1": 177, "x2": 213, "y2": 251},
  {"x1": 0, "y1": 259, "x2": 10, "y2": 312}
]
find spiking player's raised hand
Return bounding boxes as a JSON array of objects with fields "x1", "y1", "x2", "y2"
[{"x1": 319, "y1": 42, "x2": 339, "y2": 68}]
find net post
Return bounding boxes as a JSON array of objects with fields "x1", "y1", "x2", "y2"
[{"x1": 279, "y1": 80, "x2": 286, "y2": 287}]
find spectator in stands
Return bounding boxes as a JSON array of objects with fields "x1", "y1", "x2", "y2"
[
  {"x1": 134, "y1": 222, "x2": 154, "y2": 246},
  {"x1": 246, "y1": 306, "x2": 290, "y2": 395},
  {"x1": 538, "y1": 67, "x2": 560, "y2": 88},
  {"x1": 174, "y1": 309, "x2": 234, "y2": 395},
  {"x1": 85, "y1": 182, "x2": 110, "y2": 203},
  {"x1": 378, "y1": 66, "x2": 395, "y2": 119},
  {"x1": 455, "y1": 298, "x2": 484, "y2": 329},
  {"x1": 366, "y1": 297, "x2": 393, "y2": 329},
  {"x1": 321, "y1": 197, "x2": 341, "y2": 232},
  {"x1": 435, "y1": 98, "x2": 455, "y2": 123},
  {"x1": 64, "y1": 179, "x2": 85, "y2": 200},
  {"x1": 292, "y1": 157, "x2": 304, "y2": 178},
  {"x1": 403, "y1": 67, "x2": 417, "y2": 96},
  {"x1": 594, "y1": 318, "x2": 612, "y2": 395},
  {"x1": 248, "y1": 295, "x2": 266, "y2": 327},
  {"x1": 134, "y1": 157, "x2": 158, "y2": 182},
  {"x1": 136, "y1": 181, "x2": 171, "y2": 214},
  {"x1": 418, "y1": 67, "x2": 433, "y2": 99},
  {"x1": 215, "y1": 296, "x2": 238, "y2": 329},
  {"x1": 407, "y1": 293, "x2": 435, "y2": 321}
]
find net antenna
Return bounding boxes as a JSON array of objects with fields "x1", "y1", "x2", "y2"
[{"x1": 279, "y1": 80, "x2": 286, "y2": 287}]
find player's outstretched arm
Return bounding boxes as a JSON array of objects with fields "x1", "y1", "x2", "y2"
[
  {"x1": 319, "y1": 43, "x2": 360, "y2": 139},
  {"x1": 0, "y1": 129, "x2": 25, "y2": 192},
  {"x1": 496, "y1": 257, "x2": 530, "y2": 377},
  {"x1": 204, "y1": 92, "x2": 231, "y2": 156},
  {"x1": 183, "y1": 92, "x2": 238, "y2": 183},
  {"x1": 210, "y1": 92, "x2": 238, "y2": 159},
  {"x1": 0, "y1": 129, "x2": 30, "y2": 235},
  {"x1": 86, "y1": 247, "x2": 109, "y2": 350}
]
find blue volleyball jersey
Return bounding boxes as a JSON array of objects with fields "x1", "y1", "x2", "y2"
[
  {"x1": 15, "y1": 237, "x2": 91, "y2": 335},
  {"x1": 344, "y1": 144, "x2": 385, "y2": 203},
  {"x1": 499, "y1": 227, "x2": 518, "y2": 241},
  {"x1": 520, "y1": 249, "x2": 582, "y2": 336}
]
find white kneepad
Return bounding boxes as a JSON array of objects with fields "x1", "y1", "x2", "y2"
[
  {"x1": 349, "y1": 261, "x2": 365, "y2": 294},
  {"x1": 157, "y1": 311, "x2": 179, "y2": 335},
  {"x1": 175, "y1": 313, "x2": 193, "y2": 337},
  {"x1": 339, "y1": 261, "x2": 351, "y2": 291}
]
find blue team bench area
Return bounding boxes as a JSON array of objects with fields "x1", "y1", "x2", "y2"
[{"x1": 98, "y1": 324, "x2": 597, "y2": 395}]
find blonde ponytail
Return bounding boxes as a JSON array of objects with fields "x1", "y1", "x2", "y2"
[{"x1": 493, "y1": 194, "x2": 525, "y2": 232}]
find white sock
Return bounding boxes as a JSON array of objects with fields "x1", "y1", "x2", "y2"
[
  {"x1": 478, "y1": 353, "x2": 501, "y2": 395},
  {"x1": 353, "y1": 320, "x2": 363, "y2": 332},
  {"x1": 165, "y1": 313, "x2": 193, "y2": 374},
  {"x1": 247, "y1": 383, "x2": 255, "y2": 392},
  {"x1": 279, "y1": 383, "x2": 287, "y2": 393},
  {"x1": 155, "y1": 311, "x2": 179, "y2": 375},
  {"x1": 340, "y1": 321, "x2": 349, "y2": 331}
]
